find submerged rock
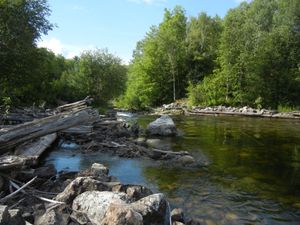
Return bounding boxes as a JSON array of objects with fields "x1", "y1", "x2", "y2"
[
  {"x1": 177, "y1": 155, "x2": 196, "y2": 166},
  {"x1": 171, "y1": 208, "x2": 185, "y2": 223},
  {"x1": 146, "y1": 115, "x2": 177, "y2": 136}
]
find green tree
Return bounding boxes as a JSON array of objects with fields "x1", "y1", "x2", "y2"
[
  {"x1": 189, "y1": 0, "x2": 300, "y2": 108},
  {"x1": 0, "y1": 0, "x2": 53, "y2": 105},
  {"x1": 120, "y1": 6, "x2": 188, "y2": 109},
  {"x1": 57, "y1": 49, "x2": 127, "y2": 106},
  {"x1": 186, "y1": 13, "x2": 223, "y2": 83},
  {"x1": 158, "y1": 6, "x2": 187, "y2": 101}
]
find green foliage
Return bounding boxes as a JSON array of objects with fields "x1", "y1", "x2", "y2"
[
  {"x1": 188, "y1": 0, "x2": 300, "y2": 108},
  {"x1": 0, "y1": 0, "x2": 53, "y2": 105},
  {"x1": 1, "y1": 96, "x2": 12, "y2": 114},
  {"x1": 186, "y1": 13, "x2": 223, "y2": 83},
  {"x1": 120, "y1": 6, "x2": 188, "y2": 109},
  {"x1": 56, "y1": 49, "x2": 127, "y2": 106}
]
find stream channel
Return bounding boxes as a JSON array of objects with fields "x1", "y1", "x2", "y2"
[{"x1": 44, "y1": 113, "x2": 300, "y2": 225}]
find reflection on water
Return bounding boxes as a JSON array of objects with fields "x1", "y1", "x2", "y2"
[{"x1": 45, "y1": 115, "x2": 300, "y2": 224}]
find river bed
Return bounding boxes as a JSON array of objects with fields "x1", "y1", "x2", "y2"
[{"x1": 44, "y1": 115, "x2": 300, "y2": 225}]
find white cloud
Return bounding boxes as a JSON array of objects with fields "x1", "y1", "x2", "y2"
[
  {"x1": 127, "y1": 0, "x2": 166, "y2": 5},
  {"x1": 37, "y1": 37, "x2": 94, "y2": 59}
]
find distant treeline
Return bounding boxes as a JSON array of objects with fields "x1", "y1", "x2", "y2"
[
  {"x1": 118, "y1": 0, "x2": 300, "y2": 110},
  {"x1": 0, "y1": 0, "x2": 127, "y2": 108},
  {"x1": 1, "y1": 0, "x2": 299, "y2": 110}
]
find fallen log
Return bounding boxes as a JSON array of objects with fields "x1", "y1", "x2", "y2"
[
  {"x1": 0, "y1": 155, "x2": 27, "y2": 170},
  {"x1": 56, "y1": 96, "x2": 93, "y2": 113},
  {"x1": 14, "y1": 133, "x2": 57, "y2": 165},
  {"x1": 60, "y1": 125, "x2": 93, "y2": 135},
  {"x1": 0, "y1": 108, "x2": 99, "y2": 153}
]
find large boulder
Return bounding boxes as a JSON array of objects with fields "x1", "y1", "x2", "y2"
[
  {"x1": 146, "y1": 115, "x2": 177, "y2": 136},
  {"x1": 72, "y1": 191, "x2": 129, "y2": 225},
  {"x1": 100, "y1": 203, "x2": 143, "y2": 225},
  {"x1": 130, "y1": 193, "x2": 168, "y2": 225}
]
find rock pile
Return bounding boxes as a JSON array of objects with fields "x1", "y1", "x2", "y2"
[
  {"x1": 155, "y1": 103, "x2": 300, "y2": 119},
  {"x1": 0, "y1": 163, "x2": 199, "y2": 225}
]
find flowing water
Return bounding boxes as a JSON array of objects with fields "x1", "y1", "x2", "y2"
[{"x1": 45, "y1": 115, "x2": 300, "y2": 225}]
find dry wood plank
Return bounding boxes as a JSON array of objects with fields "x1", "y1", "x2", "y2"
[
  {"x1": 61, "y1": 125, "x2": 93, "y2": 135},
  {"x1": 0, "y1": 155, "x2": 27, "y2": 170},
  {"x1": 56, "y1": 96, "x2": 93, "y2": 112},
  {"x1": 14, "y1": 133, "x2": 57, "y2": 165},
  {"x1": 0, "y1": 108, "x2": 99, "y2": 152}
]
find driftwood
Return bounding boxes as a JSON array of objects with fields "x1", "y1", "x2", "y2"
[
  {"x1": 0, "y1": 134, "x2": 57, "y2": 170},
  {"x1": 15, "y1": 133, "x2": 57, "y2": 164},
  {"x1": 60, "y1": 125, "x2": 93, "y2": 135},
  {"x1": 0, "y1": 176, "x2": 37, "y2": 203},
  {"x1": 0, "y1": 155, "x2": 27, "y2": 170},
  {"x1": 56, "y1": 96, "x2": 93, "y2": 113},
  {"x1": 0, "y1": 108, "x2": 98, "y2": 153}
]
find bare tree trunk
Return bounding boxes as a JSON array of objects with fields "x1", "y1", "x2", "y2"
[{"x1": 173, "y1": 72, "x2": 176, "y2": 102}]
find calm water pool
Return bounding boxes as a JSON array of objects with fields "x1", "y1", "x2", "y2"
[{"x1": 45, "y1": 115, "x2": 300, "y2": 224}]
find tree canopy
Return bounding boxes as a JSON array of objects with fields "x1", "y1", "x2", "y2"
[
  {"x1": 120, "y1": 0, "x2": 300, "y2": 110},
  {"x1": 1, "y1": 0, "x2": 299, "y2": 110}
]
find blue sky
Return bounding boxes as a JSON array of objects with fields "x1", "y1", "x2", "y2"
[{"x1": 38, "y1": 0, "x2": 248, "y2": 63}]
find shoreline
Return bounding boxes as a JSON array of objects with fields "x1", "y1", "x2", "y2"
[{"x1": 152, "y1": 104, "x2": 300, "y2": 120}]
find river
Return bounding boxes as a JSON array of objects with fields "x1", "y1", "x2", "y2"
[{"x1": 44, "y1": 114, "x2": 300, "y2": 225}]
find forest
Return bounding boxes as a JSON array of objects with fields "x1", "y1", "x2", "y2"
[{"x1": 0, "y1": 0, "x2": 299, "y2": 111}]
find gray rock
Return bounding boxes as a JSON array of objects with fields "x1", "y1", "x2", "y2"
[
  {"x1": 0, "y1": 205, "x2": 10, "y2": 225},
  {"x1": 91, "y1": 163, "x2": 109, "y2": 177},
  {"x1": 112, "y1": 184, "x2": 153, "y2": 202},
  {"x1": 8, "y1": 209, "x2": 25, "y2": 225},
  {"x1": 146, "y1": 138, "x2": 172, "y2": 150},
  {"x1": 72, "y1": 191, "x2": 129, "y2": 225},
  {"x1": 70, "y1": 211, "x2": 90, "y2": 225},
  {"x1": 172, "y1": 222, "x2": 185, "y2": 225},
  {"x1": 171, "y1": 208, "x2": 185, "y2": 223},
  {"x1": 177, "y1": 155, "x2": 196, "y2": 166},
  {"x1": 34, "y1": 209, "x2": 69, "y2": 225},
  {"x1": 146, "y1": 115, "x2": 177, "y2": 136},
  {"x1": 55, "y1": 177, "x2": 112, "y2": 204},
  {"x1": 100, "y1": 203, "x2": 143, "y2": 225},
  {"x1": 130, "y1": 193, "x2": 168, "y2": 225}
]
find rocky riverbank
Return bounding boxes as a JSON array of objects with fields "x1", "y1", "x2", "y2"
[
  {"x1": 0, "y1": 99, "x2": 207, "y2": 225},
  {"x1": 0, "y1": 163, "x2": 199, "y2": 225},
  {"x1": 154, "y1": 103, "x2": 300, "y2": 119}
]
